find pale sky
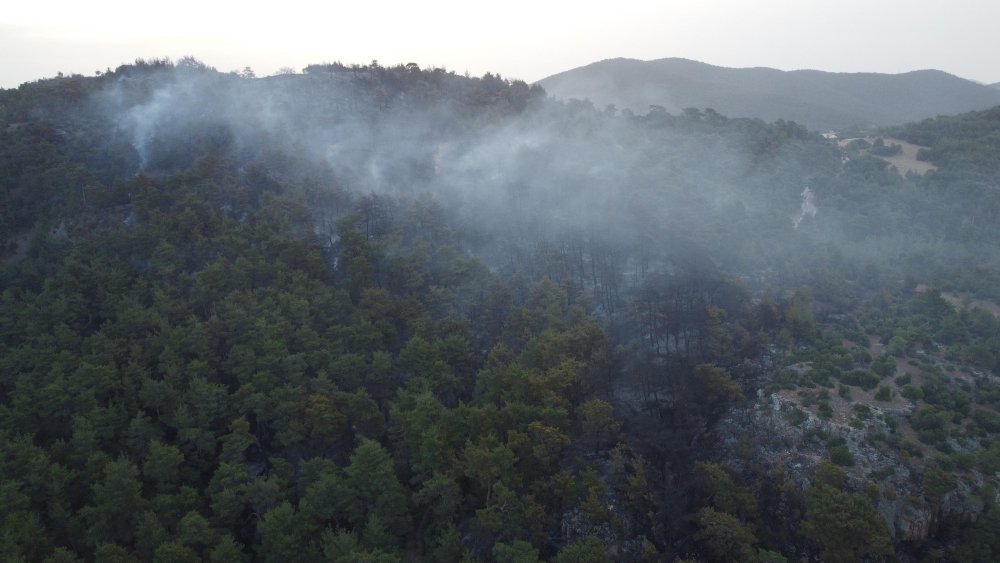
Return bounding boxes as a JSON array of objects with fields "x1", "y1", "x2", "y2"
[{"x1": 2, "y1": 0, "x2": 998, "y2": 89}]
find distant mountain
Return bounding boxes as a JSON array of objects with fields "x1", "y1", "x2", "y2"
[
  {"x1": 991, "y1": 82, "x2": 1000, "y2": 90},
  {"x1": 537, "y1": 58, "x2": 1000, "y2": 131}
]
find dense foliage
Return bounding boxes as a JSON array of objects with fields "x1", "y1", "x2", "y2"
[{"x1": 2, "y1": 59, "x2": 999, "y2": 561}]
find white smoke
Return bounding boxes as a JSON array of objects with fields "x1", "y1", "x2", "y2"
[{"x1": 792, "y1": 186, "x2": 817, "y2": 229}]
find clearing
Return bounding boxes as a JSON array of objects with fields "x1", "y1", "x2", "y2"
[
  {"x1": 840, "y1": 136, "x2": 938, "y2": 176},
  {"x1": 915, "y1": 284, "x2": 1000, "y2": 317}
]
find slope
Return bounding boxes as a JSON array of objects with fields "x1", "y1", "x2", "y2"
[{"x1": 537, "y1": 57, "x2": 1000, "y2": 131}]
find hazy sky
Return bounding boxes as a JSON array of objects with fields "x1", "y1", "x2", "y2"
[{"x1": 3, "y1": 0, "x2": 999, "y2": 88}]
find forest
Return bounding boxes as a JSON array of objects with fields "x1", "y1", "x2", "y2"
[{"x1": 1, "y1": 58, "x2": 999, "y2": 561}]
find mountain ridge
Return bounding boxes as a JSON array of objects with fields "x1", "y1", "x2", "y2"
[{"x1": 537, "y1": 57, "x2": 1000, "y2": 131}]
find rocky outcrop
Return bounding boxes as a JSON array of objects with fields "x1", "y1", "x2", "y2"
[{"x1": 713, "y1": 390, "x2": 998, "y2": 543}]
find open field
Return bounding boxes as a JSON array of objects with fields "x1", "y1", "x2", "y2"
[{"x1": 840, "y1": 136, "x2": 938, "y2": 176}]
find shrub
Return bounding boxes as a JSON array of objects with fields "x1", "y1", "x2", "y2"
[
  {"x1": 784, "y1": 406, "x2": 807, "y2": 427},
  {"x1": 934, "y1": 456, "x2": 956, "y2": 471},
  {"x1": 918, "y1": 429, "x2": 947, "y2": 445},
  {"x1": 901, "y1": 384, "x2": 924, "y2": 401},
  {"x1": 949, "y1": 451, "x2": 975, "y2": 471},
  {"x1": 902, "y1": 441, "x2": 923, "y2": 458},
  {"x1": 973, "y1": 409, "x2": 1000, "y2": 433},
  {"x1": 912, "y1": 406, "x2": 949, "y2": 431},
  {"x1": 872, "y1": 357, "x2": 895, "y2": 378},
  {"x1": 875, "y1": 386, "x2": 891, "y2": 401},
  {"x1": 830, "y1": 444, "x2": 855, "y2": 466},
  {"x1": 978, "y1": 441, "x2": 1000, "y2": 473},
  {"x1": 841, "y1": 369, "x2": 880, "y2": 390}
]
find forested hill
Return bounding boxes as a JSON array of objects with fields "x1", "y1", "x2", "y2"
[
  {"x1": 887, "y1": 104, "x2": 1000, "y2": 180},
  {"x1": 2, "y1": 59, "x2": 1000, "y2": 561},
  {"x1": 537, "y1": 57, "x2": 1000, "y2": 131}
]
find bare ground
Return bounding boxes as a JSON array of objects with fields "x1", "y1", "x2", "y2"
[
  {"x1": 839, "y1": 136, "x2": 938, "y2": 176},
  {"x1": 877, "y1": 137, "x2": 938, "y2": 176}
]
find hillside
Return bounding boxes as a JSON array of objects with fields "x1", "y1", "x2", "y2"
[
  {"x1": 537, "y1": 58, "x2": 1000, "y2": 131},
  {"x1": 2, "y1": 60, "x2": 1000, "y2": 562}
]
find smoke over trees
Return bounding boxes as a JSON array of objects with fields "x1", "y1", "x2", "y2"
[{"x1": 1, "y1": 58, "x2": 1000, "y2": 561}]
